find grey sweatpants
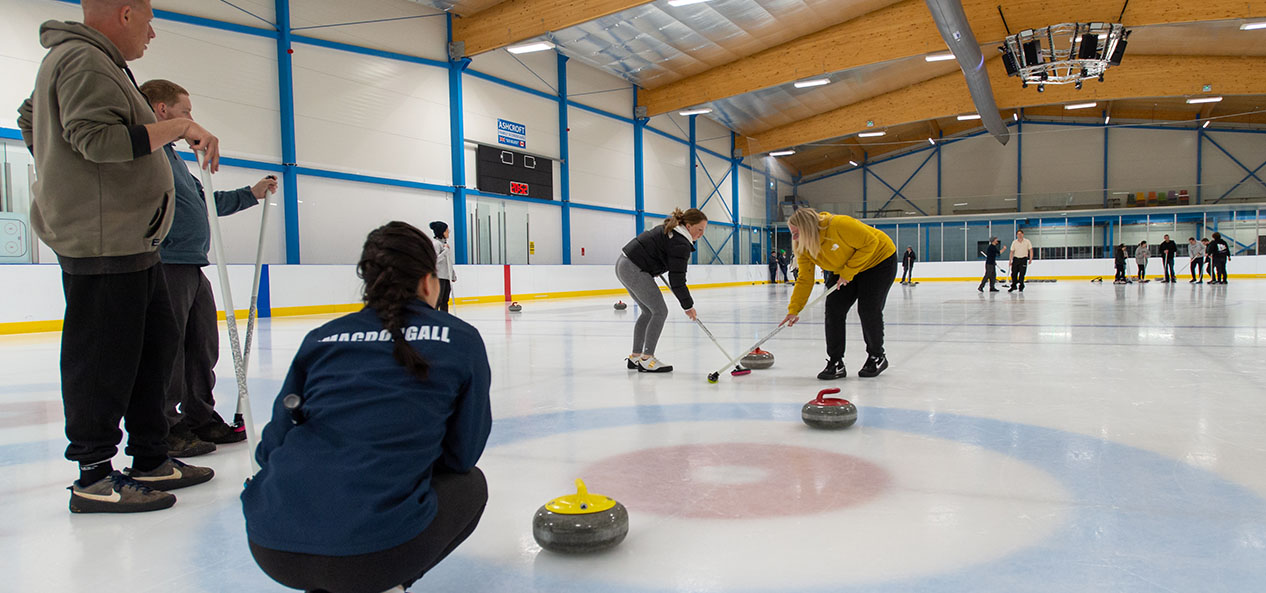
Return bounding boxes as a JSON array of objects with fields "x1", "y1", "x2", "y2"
[{"x1": 615, "y1": 254, "x2": 669, "y2": 356}]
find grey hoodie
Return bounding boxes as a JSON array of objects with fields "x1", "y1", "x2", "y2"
[{"x1": 17, "y1": 21, "x2": 174, "y2": 273}]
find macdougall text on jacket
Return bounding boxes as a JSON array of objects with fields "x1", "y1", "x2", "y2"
[{"x1": 317, "y1": 325, "x2": 451, "y2": 344}]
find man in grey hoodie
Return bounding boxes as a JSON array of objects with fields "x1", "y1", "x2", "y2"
[
  {"x1": 140, "y1": 79, "x2": 275, "y2": 457},
  {"x1": 17, "y1": 0, "x2": 220, "y2": 513}
]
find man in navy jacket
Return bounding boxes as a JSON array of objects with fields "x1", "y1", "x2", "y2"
[{"x1": 140, "y1": 79, "x2": 276, "y2": 456}]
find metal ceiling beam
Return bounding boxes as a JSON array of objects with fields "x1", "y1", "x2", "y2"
[
  {"x1": 741, "y1": 55, "x2": 1266, "y2": 156},
  {"x1": 638, "y1": 0, "x2": 1263, "y2": 116},
  {"x1": 452, "y1": 0, "x2": 654, "y2": 56}
]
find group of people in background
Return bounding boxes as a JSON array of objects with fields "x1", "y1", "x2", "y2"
[{"x1": 1114, "y1": 232, "x2": 1231, "y2": 284}]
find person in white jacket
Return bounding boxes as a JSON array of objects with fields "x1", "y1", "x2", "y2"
[{"x1": 429, "y1": 221, "x2": 457, "y2": 312}]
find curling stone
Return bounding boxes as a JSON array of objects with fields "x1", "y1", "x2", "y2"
[
  {"x1": 801, "y1": 387, "x2": 857, "y2": 430},
  {"x1": 741, "y1": 348, "x2": 775, "y2": 370},
  {"x1": 508, "y1": 301, "x2": 522, "y2": 312},
  {"x1": 533, "y1": 479, "x2": 628, "y2": 553},
  {"x1": 614, "y1": 301, "x2": 628, "y2": 310}
]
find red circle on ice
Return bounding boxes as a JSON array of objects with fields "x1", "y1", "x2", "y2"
[{"x1": 579, "y1": 443, "x2": 891, "y2": 519}]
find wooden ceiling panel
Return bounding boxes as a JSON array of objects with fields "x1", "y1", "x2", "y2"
[{"x1": 639, "y1": 0, "x2": 1266, "y2": 116}]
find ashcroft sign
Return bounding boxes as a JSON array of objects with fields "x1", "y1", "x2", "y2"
[{"x1": 497, "y1": 119, "x2": 526, "y2": 148}]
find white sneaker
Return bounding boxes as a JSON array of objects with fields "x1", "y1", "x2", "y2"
[{"x1": 637, "y1": 356, "x2": 673, "y2": 373}]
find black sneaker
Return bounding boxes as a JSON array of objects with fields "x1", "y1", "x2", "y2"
[
  {"x1": 989, "y1": 288, "x2": 1000, "y2": 292},
  {"x1": 166, "y1": 431, "x2": 216, "y2": 458},
  {"x1": 69, "y1": 471, "x2": 176, "y2": 514},
  {"x1": 193, "y1": 420, "x2": 247, "y2": 445},
  {"x1": 858, "y1": 355, "x2": 889, "y2": 378},
  {"x1": 1008, "y1": 286, "x2": 1016, "y2": 292},
  {"x1": 817, "y1": 358, "x2": 846, "y2": 380},
  {"x1": 126, "y1": 458, "x2": 214, "y2": 491}
]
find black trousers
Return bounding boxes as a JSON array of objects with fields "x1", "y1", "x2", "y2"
[
  {"x1": 1191, "y1": 257, "x2": 1204, "y2": 281},
  {"x1": 437, "y1": 279, "x2": 452, "y2": 313},
  {"x1": 778, "y1": 264, "x2": 788, "y2": 282},
  {"x1": 1212, "y1": 256, "x2": 1228, "y2": 282},
  {"x1": 61, "y1": 264, "x2": 178, "y2": 464},
  {"x1": 900, "y1": 263, "x2": 913, "y2": 283},
  {"x1": 1011, "y1": 257, "x2": 1029, "y2": 287},
  {"x1": 823, "y1": 254, "x2": 897, "y2": 361},
  {"x1": 1137, "y1": 261, "x2": 1147, "y2": 279},
  {"x1": 250, "y1": 468, "x2": 488, "y2": 593},
  {"x1": 1115, "y1": 263, "x2": 1126, "y2": 282},
  {"x1": 1163, "y1": 255, "x2": 1176, "y2": 281},
  {"x1": 768, "y1": 264, "x2": 777, "y2": 283},
  {"x1": 978, "y1": 263, "x2": 997, "y2": 290},
  {"x1": 163, "y1": 264, "x2": 220, "y2": 431}
]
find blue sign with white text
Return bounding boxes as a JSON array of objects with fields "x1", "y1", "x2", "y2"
[{"x1": 497, "y1": 119, "x2": 526, "y2": 148}]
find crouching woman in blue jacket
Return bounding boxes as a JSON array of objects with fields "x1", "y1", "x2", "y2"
[{"x1": 242, "y1": 221, "x2": 492, "y2": 593}]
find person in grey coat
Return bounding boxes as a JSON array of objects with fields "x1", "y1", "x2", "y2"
[
  {"x1": 140, "y1": 79, "x2": 274, "y2": 457},
  {"x1": 17, "y1": 2, "x2": 221, "y2": 513},
  {"x1": 1135, "y1": 241, "x2": 1150, "y2": 281},
  {"x1": 429, "y1": 221, "x2": 457, "y2": 312}
]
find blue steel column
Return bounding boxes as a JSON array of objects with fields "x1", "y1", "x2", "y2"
[
  {"x1": 689, "y1": 114, "x2": 698, "y2": 264},
  {"x1": 447, "y1": 14, "x2": 470, "y2": 264},
  {"x1": 558, "y1": 53, "x2": 572, "y2": 264},
  {"x1": 1102, "y1": 111, "x2": 1109, "y2": 207},
  {"x1": 936, "y1": 133, "x2": 943, "y2": 215},
  {"x1": 633, "y1": 88, "x2": 646, "y2": 233},
  {"x1": 275, "y1": 0, "x2": 300, "y2": 263},
  {"x1": 861, "y1": 157, "x2": 868, "y2": 216},
  {"x1": 1196, "y1": 123, "x2": 1204, "y2": 204},
  {"x1": 1016, "y1": 112, "x2": 1024, "y2": 212},
  {"x1": 730, "y1": 132, "x2": 739, "y2": 264}
]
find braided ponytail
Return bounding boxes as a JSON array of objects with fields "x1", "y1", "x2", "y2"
[{"x1": 356, "y1": 222, "x2": 438, "y2": 381}]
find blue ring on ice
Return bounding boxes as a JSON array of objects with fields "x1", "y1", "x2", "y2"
[{"x1": 212, "y1": 402, "x2": 1266, "y2": 593}]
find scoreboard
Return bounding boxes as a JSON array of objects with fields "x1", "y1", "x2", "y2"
[{"x1": 475, "y1": 144, "x2": 554, "y2": 200}]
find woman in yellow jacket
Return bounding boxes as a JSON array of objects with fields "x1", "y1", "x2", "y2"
[{"x1": 781, "y1": 208, "x2": 898, "y2": 380}]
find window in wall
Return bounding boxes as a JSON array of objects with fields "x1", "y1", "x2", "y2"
[
  {"x1": 967, "y1": 221, "x2": 992, "y2": 260},
  {"x1": 895, "y1": 224, "x2": 919, "y2": 260},
  {"x1": 943, "y1": 221, "x2": 967, "y2": 262},
  {"x1": 924, "y1": 223, "x2": 943, "y2": 263}
]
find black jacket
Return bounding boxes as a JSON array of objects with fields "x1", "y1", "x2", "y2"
[
  {"x1": 903, "y1": 250, "x2": 917, "y2": 266},
  {"x1": 1158, "y1": 240, "x2": 1178, "y2": 259},
  {"x1": 985, "y1": 244, "x2": 999, "y2": 265},
  {"x1": 622, "y1": 225, "x2": 696, "y2": 309},
  {"x1": 1209, "y1": 238, "x2": 1231, "y2": 259}
]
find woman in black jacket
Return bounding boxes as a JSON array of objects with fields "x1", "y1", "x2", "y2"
[{"x1": 615, "y1": 208, "x2": 708, "y2": 373}]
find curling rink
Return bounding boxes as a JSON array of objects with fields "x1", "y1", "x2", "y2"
[{"x1": 1, "y1": 279, "x2": 1265, "y2": 592}]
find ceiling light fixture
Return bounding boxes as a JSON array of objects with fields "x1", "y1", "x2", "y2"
[
  {"x1": 506, "y1": 40, "x2": 555, "y2": 54},
  {"x1": 957, "y1": 114, "x2": 981, "y2": 120},
  {"x1": 1202, "y1": 120, "x2": 1211, "y2": 128},
  {"x1": 1104, "y1": 115, "x2": 1110, "y2": 124},
  {"x1": 678, "y1": 107, "x2": 712, "y2": 116},
  {"x1": 667, "y1": 0, "x2": 713, "y2": 6},
  {"x1": 1186, "y1": 96, "x2": 1223, "y2": 104},
  {"x1": 1064, "y1": 102, "x2": 1097, "y2": 110},
  {"x1": 925, "y1": 52, "x2": 955, "y2": 62},
  {"x1": 928, "y1": 138, "x2": 936, "y2": 145},
  {"x1": 849, "y1": 160, "x2": 859, "y2": 167},
  {"x1": 1013, "y1": 112, "x2": 1019, "y2": 121},
  {"x1": 1240, "y1": 21, "x2": 1266, "y2": 30},
  {"x1": 769, "y1": 150, "x2": 796, "y2": 157},
  {"x1": 953, "y1": 202, "x2": 968, "y2": 206},
  {"x1": 857, "y1": 131, "x2": 886, "y2": 138},
  {"x1": 793, "y1": 78, "x2": 831, "y2": 89}
]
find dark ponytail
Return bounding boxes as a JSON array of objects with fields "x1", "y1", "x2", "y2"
[
  {"x1": 663, "y1": 207, "x2": 707, "y2": 236},
  {"x1": 356, "y1": 221, "x2": 437, "y2": 381}
]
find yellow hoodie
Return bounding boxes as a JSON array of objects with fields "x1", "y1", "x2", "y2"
[{"x1": 788, "y1": 212, "x2": 896, "y2": 315}]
